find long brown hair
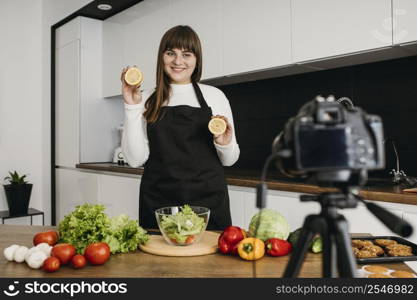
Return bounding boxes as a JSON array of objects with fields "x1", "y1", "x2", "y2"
[{"x1": 144, "y1": 25, "x2": 203, "y2": 123}]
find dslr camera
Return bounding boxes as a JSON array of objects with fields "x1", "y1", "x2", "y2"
[{"x1": 273, "y1": 95, "x2": 385, "y2": 182}]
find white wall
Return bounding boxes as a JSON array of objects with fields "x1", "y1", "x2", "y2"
[{"x1": 0, "y1": 0, "x2": 90, "y2": 225}]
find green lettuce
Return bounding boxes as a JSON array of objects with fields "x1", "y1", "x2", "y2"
[
  {"x1": 160, "y1": 205, "x2": 205, "y2": 243},
  {"x1": 58, "y1": 203, "x2": 148, "y2": 254},
  {"x1": 248, "y1": 209, "x2": 290, "y2": 241}
]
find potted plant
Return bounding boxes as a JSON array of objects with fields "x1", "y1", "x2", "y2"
[{"x1": 3, "y1": 171, "x2": 32, "y2": 216}]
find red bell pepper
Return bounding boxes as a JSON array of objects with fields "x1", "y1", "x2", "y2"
[
  {"x1": 265, "y1": 238, "x2": 292, "y2": 256},
  {"x1": 218, "y1": 226, "x2": 246, "y2": 255}
]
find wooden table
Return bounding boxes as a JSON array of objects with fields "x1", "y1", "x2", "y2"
[{"x1": 0, "y1": 225, "x2": 415, "y2": 278}]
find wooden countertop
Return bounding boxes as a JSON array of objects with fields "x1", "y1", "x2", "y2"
[
  {"x1": 75, "y1": 163, "x2": 417, "y2": 206},
  {"x1": 0, "y1": 225, "x2": 415, "y2": 278}
]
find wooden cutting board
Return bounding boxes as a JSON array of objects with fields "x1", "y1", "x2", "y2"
[{"x1": 139, "y1": 231, "x2": 220, "y2": 257}]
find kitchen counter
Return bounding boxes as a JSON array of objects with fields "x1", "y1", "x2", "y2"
[
  {"x1": 76, "y1": 163, "x2": 417, "y2": 206},
  {"x1": 0, "y1": 225, "x2": 415, "y2": 278}
]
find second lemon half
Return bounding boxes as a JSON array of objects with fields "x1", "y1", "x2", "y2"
[{"x1": 208, "y1": 118, "x2": 227, "y2": 135}]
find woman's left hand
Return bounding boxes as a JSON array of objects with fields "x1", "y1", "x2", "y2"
[{"x1": 211, "y1": 115, "x2": 233, "y2": 146}]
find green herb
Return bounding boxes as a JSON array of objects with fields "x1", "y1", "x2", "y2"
[
  {"x1": 160, "y1": 205, "x2": 205, "y2": 244},
  {"x1": 58, "y1": 203, "x2": 148, "y2": 254},
  {"x1": 4, "y1": 171, "x2": 29, "y2": 185}
]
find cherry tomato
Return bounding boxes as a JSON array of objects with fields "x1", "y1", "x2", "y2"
[
  {"x1": 43, "y1": 257, "x2": 60, "y2": 272},
  {"x1": 185, "y1": 235, "x2": 195, "y2": 244},
  {"x1": 84, "y1": 242, "x2": 110, "y2": 265},
  {"x1": 33, "y1": 231, "x2": 59, "y2": 246},
  {"x1": 71, "y1": 254, "x2": 87, "y2": 269},
  {"x1": 51, "y1": 243, "x2": 76, "y2": 265}
]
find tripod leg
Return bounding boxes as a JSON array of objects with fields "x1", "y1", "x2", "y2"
[
  {"x1": 321, "y1": 225, "x2": 338, "y2": 277},
  {"x1": 333, "y1": 215, "x2": 358, "y2": 278},
  {"x1": 283, "y1": 215, "x2": 317, "y2": 278}
]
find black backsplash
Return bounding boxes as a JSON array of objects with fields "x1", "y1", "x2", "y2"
[{"x1": 219, "y1": 55, "x2": 417, "y2": 178}]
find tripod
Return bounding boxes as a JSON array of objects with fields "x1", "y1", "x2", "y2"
[{"x1": 283, "y1": 192, "x2": 359, "y2": 278}]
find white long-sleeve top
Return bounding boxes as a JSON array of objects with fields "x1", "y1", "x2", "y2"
[{"x1": 122, "y1": 83, "x2": 240, "y2": 168}]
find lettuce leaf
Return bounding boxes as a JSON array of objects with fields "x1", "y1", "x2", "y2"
[{"x1": 58, "y1": 203, "x2": 148, "y2": 254}]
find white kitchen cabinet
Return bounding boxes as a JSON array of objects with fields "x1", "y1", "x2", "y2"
[
  {"x1": 55, "y1": 17, "x2": 80, "y2": 48},
  {"x1": 222, "y1": 0, "x2": 292, "y2": 75},
  {"x1": 119, "y1": 0, "x2": 173, "y2": 91},
  {"x1": 55, "y1": 168, "x2": 99, "y2": 223},
  {"x1": 102, "y1": 20, "x2": 125, "y2": 97},
  {"x1": 228, "y1": 187, "x2": 246, "y2": 228},
  {"x1": 56, "y1": 39, "x2": 80, "y2": 167},
  {"x1": 55, "y1": 17, "x2": 125, "y2": 166},
  {"x1": 291, "y1": 0, "x2": 392, "y2": 62},
  {"x1": 171, "y1": 0, "x2": 223, "y2": 80},
  {"x1": 98, "y1": 173, "x2": 141, "y2": 220},
  {"x1": 393, "y1": 0, "x2": 417, "y2": 44}
]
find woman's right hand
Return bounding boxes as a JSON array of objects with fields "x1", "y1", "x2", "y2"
[{"x1": 121, "y1": 66, "x2": 142, "y2": 105}]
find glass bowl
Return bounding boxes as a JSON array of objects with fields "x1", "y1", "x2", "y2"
[{"x1": 155, "y1": 206, "x2": 210, "y2": 246}]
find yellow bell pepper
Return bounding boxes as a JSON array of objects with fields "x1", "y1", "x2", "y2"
[{"x1": 237, "y1": 237, "x2": 265, "y2": 261}]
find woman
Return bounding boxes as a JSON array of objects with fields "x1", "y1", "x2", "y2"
[{"x1": 121, "y1": 25, "x2": 240, "y2": 230}]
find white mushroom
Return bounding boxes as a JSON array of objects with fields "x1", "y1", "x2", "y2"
[
  {"x1": 13, "y1": 246, "x2": 29, "y2": 263},
  {"x1": 3, "y1": 245, "x2": 20, "y2": 261},
  {"x1": 25, "y1": 247, "x2": 39, "y2": 263},
  {"x1": 36, "y1": 243, "x2": 52, "y2": 257},
  {"x1": 26, "y1": 251, "x2": 47, "y2": 269}
]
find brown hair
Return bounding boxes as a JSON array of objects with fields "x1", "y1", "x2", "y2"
[{"x1": 144, "y1": 25, "x2": 203, "y2": 123}]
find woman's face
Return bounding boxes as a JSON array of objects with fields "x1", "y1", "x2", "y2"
[{"x1": 163, "y1": 48, "x2": 197, "y2": 84}]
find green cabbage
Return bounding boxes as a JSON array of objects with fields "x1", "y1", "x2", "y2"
[
  {"x1": 58, "y1": 203, "x2": 148, "y2": 254},
  {"x1": 248, "y1": 209, "x2": 290, "y2": 241}
]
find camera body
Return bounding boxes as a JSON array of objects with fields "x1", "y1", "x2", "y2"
[{"x1": 274, "y1": 96, "x2": 385, "y2": 177}]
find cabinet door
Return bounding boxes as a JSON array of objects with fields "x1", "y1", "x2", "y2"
[
  {"x1": 228, "y1": 186, "x2": 246, "y2": 228},
  {"x1": 98, "y1": 174, "x2": 140, "y2": 221},
  {"x1": 403, "y1": 211, "x2": 417, "y2": 244},
  {"x1": 292, "y1": 0, "x2": 392, "y2": 62},
  {"x1": 56, "y1": 40, "x2": 80, "y2": 167},
  {"x1": 102, "y1": 20, "x2": 125, "y2": 97},
  {"x1": 171, "y1": 0, "x2": 223, "y2": 80},
  {"x1": 393, "y1": 0, "x2": 417, "y2": 44},
  {"x1": 222, "y1": 0, "x2": 292, "y2": 75},
  {"x1": 56, "y1": 168, "x2": 99, "y2": 223},
  {"x1": 122, "y1": 0, "x2": 173, "y2": 91}
]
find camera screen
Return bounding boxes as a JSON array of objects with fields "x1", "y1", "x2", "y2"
[{"x1": 298, "y1": 128, "x2": 349, "y2": 169}]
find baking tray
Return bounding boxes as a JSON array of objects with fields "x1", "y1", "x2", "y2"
[{"x1": 351, "y1": 236, "x2": 417, "y2": 264}]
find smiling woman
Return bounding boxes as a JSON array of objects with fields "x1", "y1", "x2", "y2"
[{"x1": 120, "y1": 25, "x2": 240, "y2": 230}]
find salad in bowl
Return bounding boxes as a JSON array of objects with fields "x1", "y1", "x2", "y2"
[{"x1": 155, "y1": 205, "x2": 210, "y2": 246}]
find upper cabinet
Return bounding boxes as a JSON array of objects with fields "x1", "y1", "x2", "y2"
[
  {"x1": 171, "y1": 0, "x2": 223, "y2": 80},
  {"x1": 121, "y1": 0, "x2": 173, "y2": 91},
  {"x1": 392, "y1": 0, "x2": 417, "y2": 44},
  {"x1": 291, "y1": 0, "x2": 392, "y2": 62},
  {"x1": 222, "y1": 0, "x2": 292, "y2": 75}
]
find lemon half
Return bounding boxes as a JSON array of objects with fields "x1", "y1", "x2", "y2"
[
  {"x1": 208, "y1": 118, "x2": 227, "y2": 135},
  {"x1": 124, "y1": 67, "x2": 144, "y2": 86}
]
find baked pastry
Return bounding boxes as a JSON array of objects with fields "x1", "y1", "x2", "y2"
[
  {"x1": 362, "y1": 245, "x2": 384, "y2": 256},
  {"x1": 352, "y1": 240, "x2": 374, "y2": 249},
  {"x1": 363, "y1": 265, "x2": 389, "y2": 274},
  {"x1": 387, "y1": 248, "x2": 413, "y2": 257},
  {"x1": 367, "y1": 273, "x2": 392, "y2": 278},
  {"x1": 385, "y1": 244, "x2": 412, "y2": 252},
  {"x1": 374, "y1": 239, "x2": 397, "y2": 247},
  {"x1": 390, "y1": 271, "x2": 416, "y2": 278},
  {"x1": 356, "y1": 249, "x2": 378, "y2": 259}
]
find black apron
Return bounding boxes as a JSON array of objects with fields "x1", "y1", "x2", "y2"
[{"x1": 138, "y1": 82, "x2": 232, "y2": 230}]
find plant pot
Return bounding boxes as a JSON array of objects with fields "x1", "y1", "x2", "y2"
[{"x1": 3, "y1": 184, "x2": 32, "y2": 216}]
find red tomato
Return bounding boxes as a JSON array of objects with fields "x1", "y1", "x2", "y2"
[
  {"x1": 43, "y1": 257, "x2": 60, "y2": 272},
  {"x1": 185, "y1": 235, "x2": 195, "y2": 244},
  {"x1": 71, "y1": 254, "x2": 87, "y2": 269},
  {"x1": 51, "y1": 243, "x2": 76, "y2": 265},
  {"x1": 33, "y1": 231, "x2": 59, "y2": 246},
  {"x1": 84, "y1": 242, "x2": 110, "y2": 265}
]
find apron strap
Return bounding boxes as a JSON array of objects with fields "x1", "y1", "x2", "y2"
[
  {"x1": 148, "y1": 82, "x2": 210, "y2": 109},
  {"x1": 192, "y1": 81, "x2": 209, "y2": 109}
]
